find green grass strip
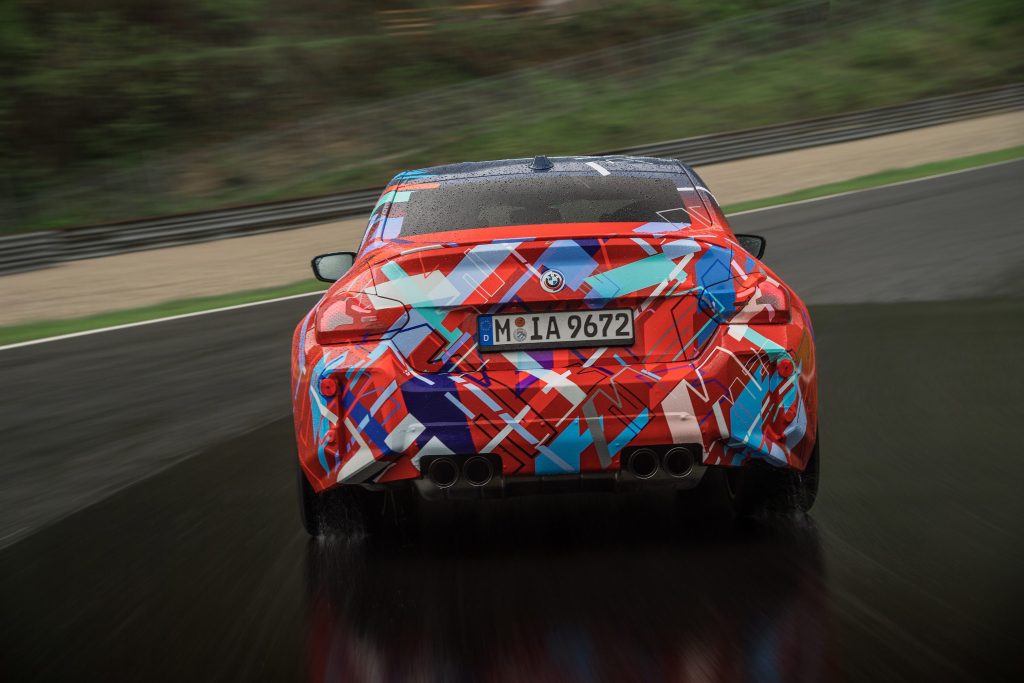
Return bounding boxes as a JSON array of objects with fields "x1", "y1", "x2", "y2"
[{"x1": 2, "y1": 145, "x2": 1022, "y2": 347}]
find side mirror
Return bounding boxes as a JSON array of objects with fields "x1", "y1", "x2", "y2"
[
  {"x1": 735, "y1": 234, "x2": 766, "y2": 259},
  {"x1": 311, "y1": 252, "x2": 357, "y2": 283}
]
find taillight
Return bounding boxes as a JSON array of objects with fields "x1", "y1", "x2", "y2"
[
  {"x1": 732, "y1": 274, "x2": 790, "y2": 324},
  {"x1": 315, "y1": 290, "x2": 409, "y2": 344}
]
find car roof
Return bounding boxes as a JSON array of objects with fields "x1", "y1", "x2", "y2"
[{"x1": 402, "y1": 155, "x2": 685, "y2": 182}]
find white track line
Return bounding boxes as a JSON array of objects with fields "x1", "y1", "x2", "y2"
[
  {"x1": 0, "y1": 290, "x2": 325, "y2": 352},
  {"x1": 1, "y1": 156, "x2": 1019, "y2": 353}
]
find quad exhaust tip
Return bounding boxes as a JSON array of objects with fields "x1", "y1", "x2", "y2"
[
  {"x1": 627, "y1": 448, "x2": 659, "y2": 479},
  {"x1": 427, "y1": 457, "x2": 459, "y2": 489},
  {"x1": 463, "y1": 456, "x2": 494, "y2": 487},
  {"x1": 425, "y1": 447, "x2": 700, "y2": 491},
  {"x1": 662, "y1": 447, "x2": 695, "y2": 478}
]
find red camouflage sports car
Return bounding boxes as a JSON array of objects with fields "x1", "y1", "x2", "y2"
[{"x1": 292, "y1": 155, "x2": 819, "y2": 536}]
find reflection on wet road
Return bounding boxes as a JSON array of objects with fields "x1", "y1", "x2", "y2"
[
  {"x1": 306, "y1": 515, "x2": 832, "y2": 682},
  {"x1": 2, "y1": 300, "x2": 1023, "y2": 682}
]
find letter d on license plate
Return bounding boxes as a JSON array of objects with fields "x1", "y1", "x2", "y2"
[{"x1": 478, "y1": 309, "x2": 634, "y2": 352}]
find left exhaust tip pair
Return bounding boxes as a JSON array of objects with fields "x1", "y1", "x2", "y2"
[{"x1": 426, "y1": 456, "x2": 494, "y2": 489}]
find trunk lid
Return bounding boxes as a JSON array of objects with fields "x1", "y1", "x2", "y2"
[{"x1": 366, "y1": 233, "x2": 737, "y2": 373}]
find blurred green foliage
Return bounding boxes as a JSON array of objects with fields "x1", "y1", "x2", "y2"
[
  {"x1": 0, "y1": 1, "x2": 785, "y2": 171},
  {"x1": 0, "y1": 0, "x2": 1021, "y2": 230}
]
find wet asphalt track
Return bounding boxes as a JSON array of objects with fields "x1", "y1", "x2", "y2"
[{"x1": 2, "y1": 161, "x2": 1024, "y2": 681}]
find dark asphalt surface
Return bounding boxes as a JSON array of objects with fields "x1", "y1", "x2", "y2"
[
  {"x1": 2, "y1": 161, "x2": 1024, "y2": 681},
  {"x1": 729, "y1": 160, "x2": 1024, "y2": 304}
]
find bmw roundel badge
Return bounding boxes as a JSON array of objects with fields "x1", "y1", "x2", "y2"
[{"x1": 541, "y1": 269, "x2": 566, "y2": 293}]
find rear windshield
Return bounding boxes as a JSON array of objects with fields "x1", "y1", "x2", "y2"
[{"x1": 392, "y1": 175, "x2": 688, "y2": 236}]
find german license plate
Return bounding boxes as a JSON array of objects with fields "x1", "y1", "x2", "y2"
[{"x1": 478, "y1": 309, "x2": 634, "y2": 352}]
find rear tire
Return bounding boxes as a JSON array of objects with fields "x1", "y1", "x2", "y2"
[
  {"x1": 732, "y1": 437, "x2": 820, "y2": 517},
  {"x1": 298, "y1": 464, "x2": 363, "y2": 537},
  {"x1": 680, "y1": 436, "x2": 820, "y2": 521},
  {"x1": 298, "y1": 465, "x2": 321, "y2": 536},
  {"x1": 297, "y1": 463, "x2": 415, "y2": 540}
]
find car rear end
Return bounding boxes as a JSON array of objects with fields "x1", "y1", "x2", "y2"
[{"x1": 292, "y1": 157, "x2": 817, "y2": 516}]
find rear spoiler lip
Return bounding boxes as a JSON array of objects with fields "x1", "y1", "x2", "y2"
[{"x1": 369, "y1": 228, "x2": 732, "y2": 261}]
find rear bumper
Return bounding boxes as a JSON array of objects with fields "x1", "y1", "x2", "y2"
[
  {"x1": 412, "y1": 444, "x2": 706, "y2": 501},
  {"x1": 293, "y1": 321, "x2": 817, "y2": 494}
]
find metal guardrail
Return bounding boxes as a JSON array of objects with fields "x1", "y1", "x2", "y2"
[
  {"x1": 1, "y1": 84, "x2": 1020, "y2": 276},
  {"x1": 0, "y1": 232, "x2": 62, "y2": 276}
]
